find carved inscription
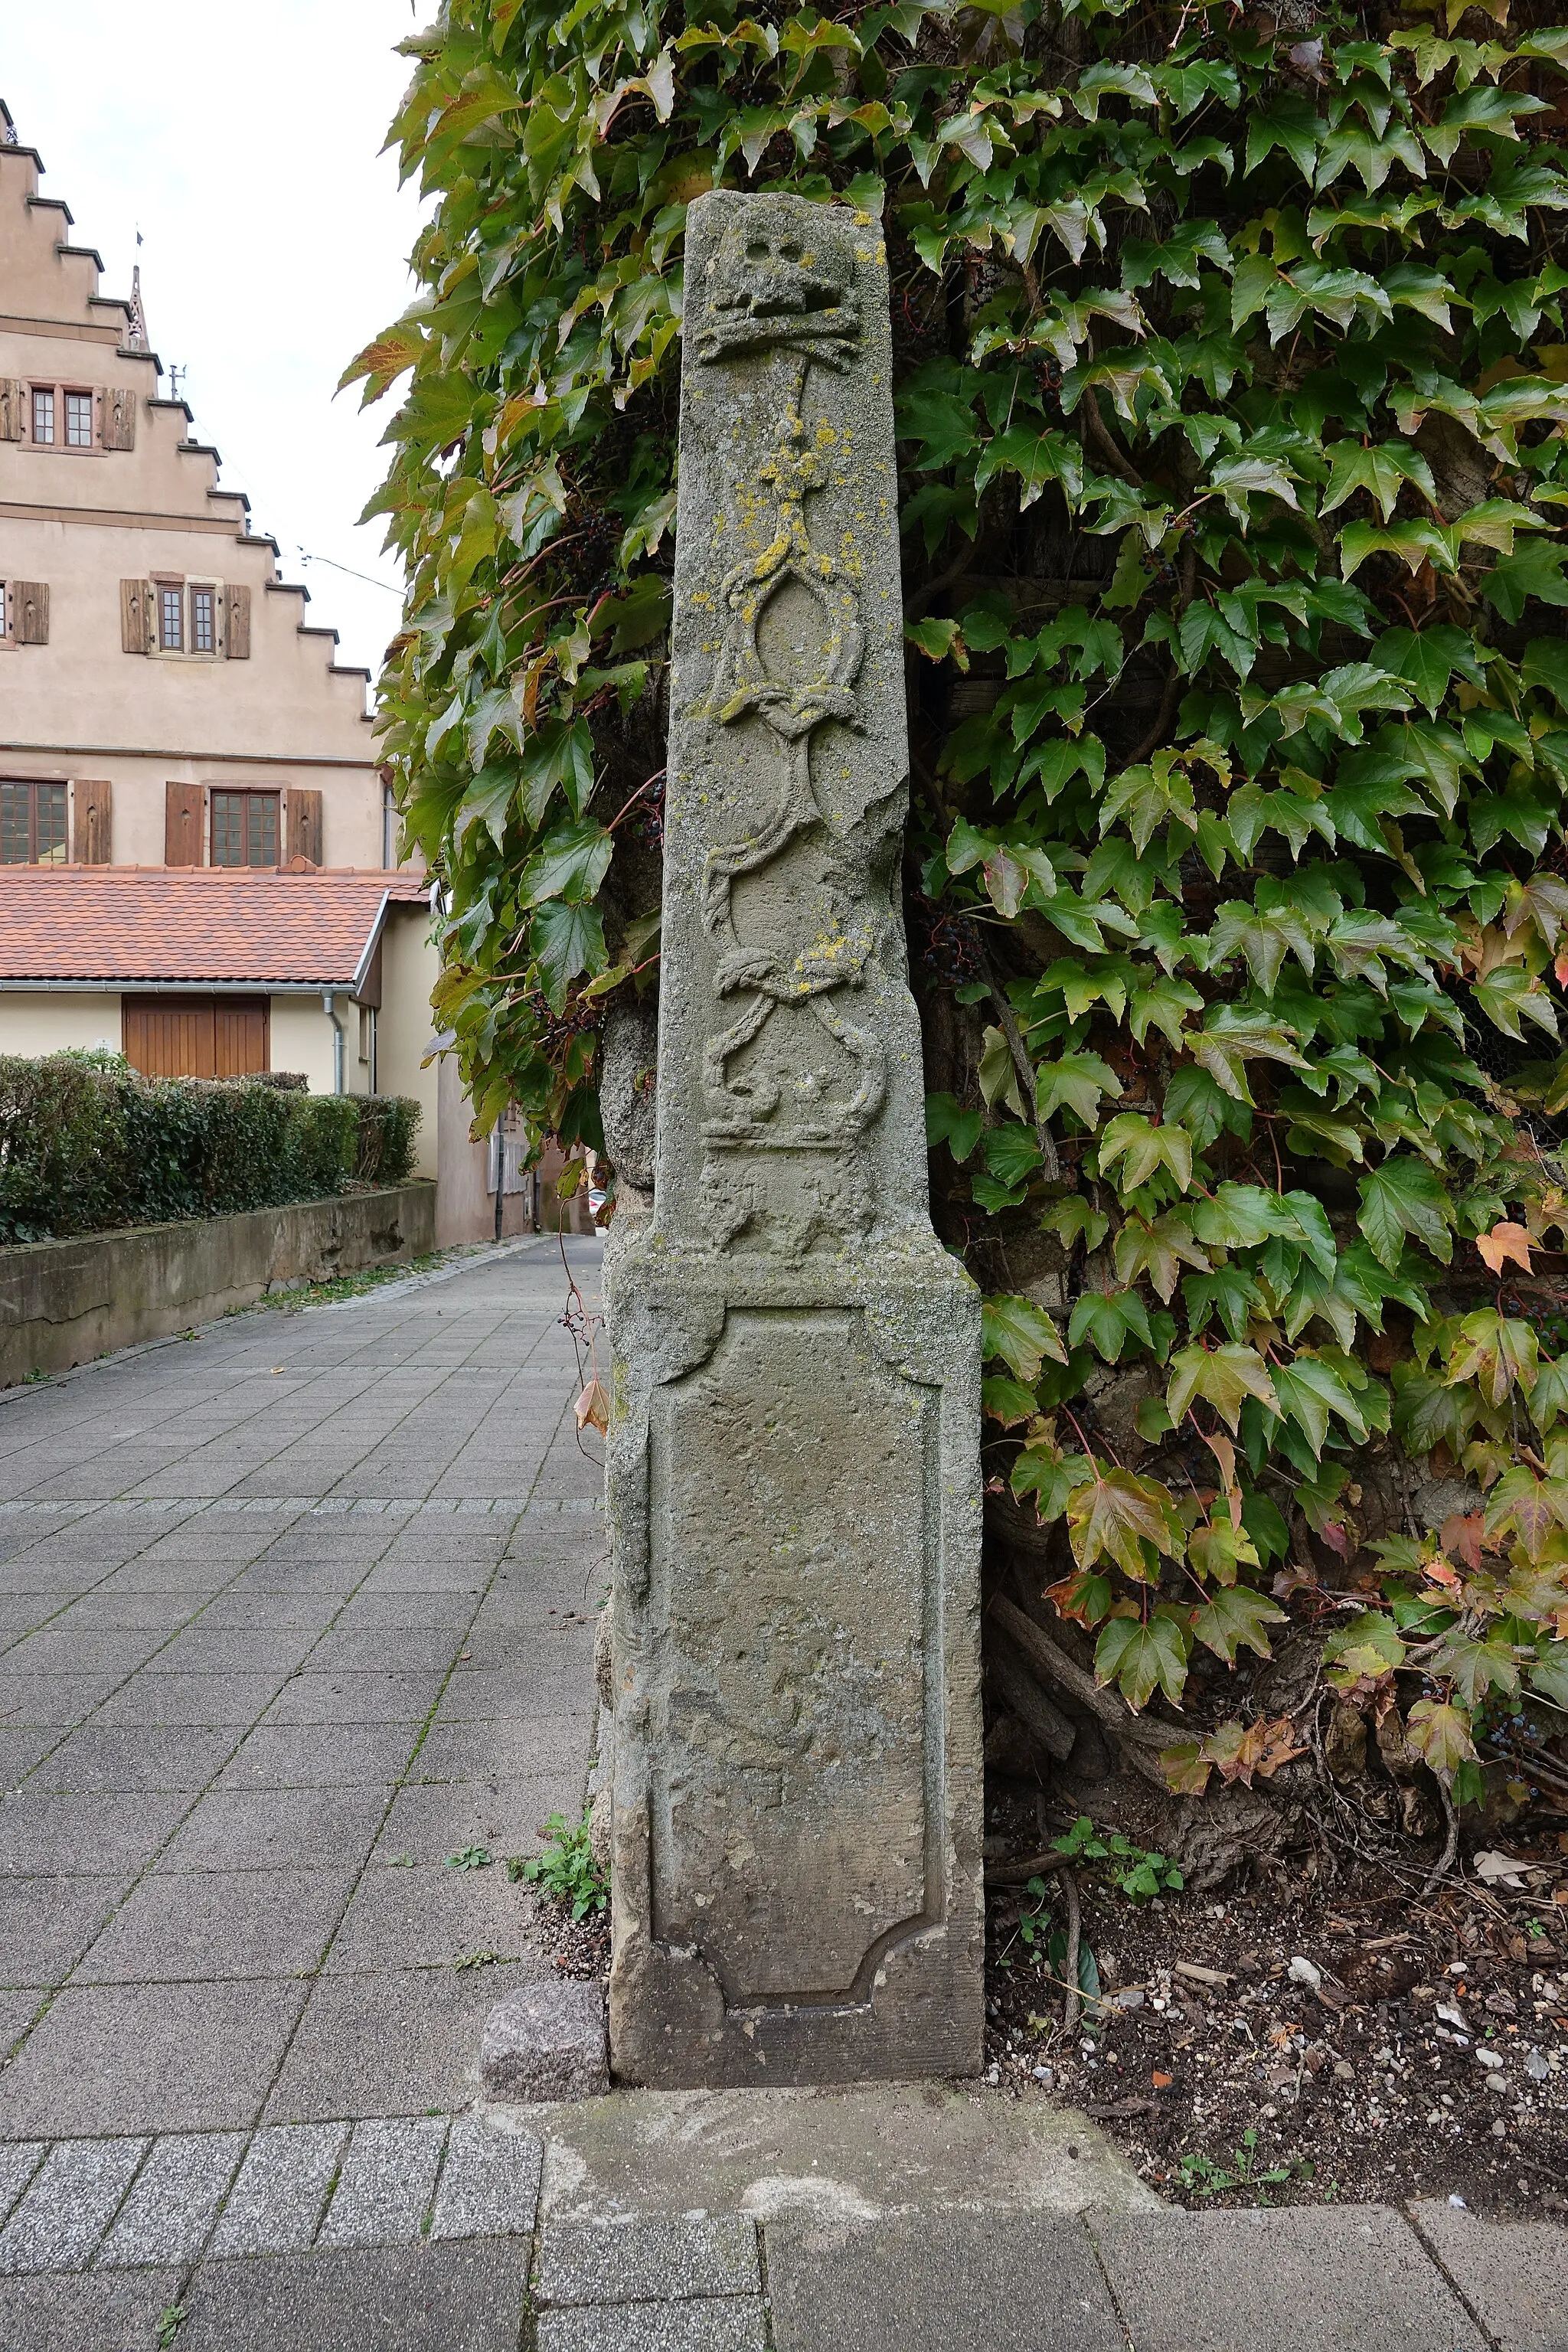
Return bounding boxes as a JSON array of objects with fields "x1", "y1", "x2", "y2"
[{"x1": 648, "y1": 1311, "x2": 933, "y2": 2004}]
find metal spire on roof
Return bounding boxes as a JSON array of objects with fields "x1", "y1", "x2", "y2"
[{"x1": 126, "y1": 263, "x2": 148, "y2": 352}]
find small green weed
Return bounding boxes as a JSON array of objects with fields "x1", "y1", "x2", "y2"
[
  {"x1": 445, "y1": 1845, "x2": 492, "y2": 1871},
  {"x1": 155, "y1": 2306, "x2": 188, "y2": 2350},
  {"x1": 1004, "y1": 1876, "x2": 1101, "y2": 2000},
  {"x1": 1053, "y1": 1815, "x2": 1184, "y2": 1902},
  {"x1": 513, "y1": 1809, "x2": 607, "y2": 1921},
  {"x1": 454, "y1": 1948, "x2": 501, "y2": 1969},
  {"x1": 1176, "y1": 2129, "x2": 1299, "y2": 2203}
]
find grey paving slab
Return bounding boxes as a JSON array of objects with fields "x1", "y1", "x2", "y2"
[
  {"x1": 90, "y1": 1671, "x2": 286, "y2": 1726},
  {"x1": 0, "y1": 1671, "x2": 126, "y2": 1726},
  {"x1": 193, "y1": 1592, "x2": 342, "y2": 1631},
  {"x1": 537, "y1": 2301, "x2": 769, "y2": 2352},
  {"x1": 95, "y1": 2131, "x2": 246, "y2": 2267},
  {"x1": 430, "y1": 2117, "x2": 542, "y2": 2242},
  {"x1": 33, "y1": 1726, "x2": 236, "y2": 1793},
  {"x1": 261, "y1": 1670, "x2": 447, "y2": 1725},
  {"x1": 263, "y1": 1964, "x2": 508, "y2": 2123},
  {"x1": 331, "y1": 1594, "x2": 476, "y2": 1633},
  {"x1": 0, "y1": 1730, "x2": 54, "y2": 1790},
  {"x1": 216, "y1": 1721, "x2": 418, "y2": 1789},
  {"x1": 322, "y1": 1857, "x2": 542, "y2": 1973},
  {"x1": 374, "y1": 1775, "x2": 585, "y2": 1863},
  {"x1": 317, "y1": 2116, "x2": 446, "y2": 2248},
  {"x1": 77, "y1": 1865, "x2": 357, "y2": 1981},
  {"x1": 0, "y1": 1979, "x2": 307, "y2": 2138},
  {"x1": 435, "y1": 1663, "x2": 581, "y2": 1719},
  {"x1": 0, "y1": 1989, "x2": 44, "y2": 2054},
  {"x1": 0, "y1": 2135, "x2": 146, "y2": 2273},
  {"x1": 309, "y1": 1631, "x2": 470, "y2": 1674},
  {"x1": 410, "y1": 1714, "x2": 593, "y2": 1785},
  {"x1": 155, "y1": 1785, "x2": 392, "y2": 1872},
  {"x1": 1410, "y1": 2201, "x2": 1568, "y2": 2352},
  {"x1": 0, "y1": 1788, "x2": 189, "y2": 1876},
  {"x1": 5, "y1": 1631, "x2": 162, "y2": 1674},
  {"x1": 152, "y1": 1630, "x2": 321, "y2": 1674},
  {"x1": 766, "y1": 2210, "x2": 1125, "y2": 2352},
  {"x1": 539, "y1": 2215, "x2": 761, "y2": 2306},
  {"x1": 0, "y1": 2142, "x2": 45, "y2": 2225},
  {"x1": 1089, "y1": 2206, "x2": 1488, "y2": 2352},
  {"x1": 178, "y1": 2241, "x2": 531, "y2": 2352},
  {"x1": 207, "y1": 2121, "x2": 349, "y2": 2256},
  {"x1": 0, "y1": 1876, "x2": 128, "y2": 1984},
  {"x1": 0, "y1": 2263, "x2": 185, "y2": 2352}
]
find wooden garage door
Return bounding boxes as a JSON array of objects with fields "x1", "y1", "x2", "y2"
[{"x1": 122, "y1": 995, "x2": 270, "y2": 1079}]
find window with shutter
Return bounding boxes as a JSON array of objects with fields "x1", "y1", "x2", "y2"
[
  {"x1": 121, "y1": 580, "x2": 152, "y2": 655},
  {"x1": 64, "y1": 391, "x2": 93, "y2": 449},
  {"x1": 285, "y1": 787, "x2": 323, "y2": 868},
  {"x1": 72, "y1": 779, "x2": 113, "y2": 866},
  {"x1": 103, "y1": 387, "x2": 136, "y2": 450},
  {"x1": 164, "y1": 780, "x2": 204, "y2": 866},
  {"x1": 211, "y1": 789, "x2": 278, "y2": 868},
  {"x1": 0, "y1": 781, "x2": 69, "y2": 864},
  {"x1": 30, "y1": 388, "x2": 54, "y2": 445},
  {"x1": 224, "y1": 583, "x2": 251, "y2": 658},
  {"x1": 14, "y1": 583, "x2": 49, "y2": 645}
]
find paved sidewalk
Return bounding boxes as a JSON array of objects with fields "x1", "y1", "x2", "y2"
[{"x1": 3, "y1": 1235, "x2": 1567, "y2": 2351}]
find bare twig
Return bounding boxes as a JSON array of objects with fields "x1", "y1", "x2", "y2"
[
  {"x1": 985, "y1": 1850, "x2": 1078, "y2": 1886},
  {"x1": 1421, "y1": 1777, "x2": 1462, "y2": 1903},
  {"x1": 980, "y1": 961, "x2": 1061, "y2": 1181},
  {"x1": 1061, "y1": 1863, "x2": 1083, "y2": 2037},
  {"x1": 1083, "y1": 390, "x2": 1142, "y2": 485}
]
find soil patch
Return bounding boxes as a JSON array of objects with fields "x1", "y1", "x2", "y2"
[{"x1": 984, "y1": 1786, "x2": 1568, "y2": 2213}]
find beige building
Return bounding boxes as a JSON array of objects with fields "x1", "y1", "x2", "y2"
[{"x1": 0, "y1": 102, "x2": 537, "y2": 1240}]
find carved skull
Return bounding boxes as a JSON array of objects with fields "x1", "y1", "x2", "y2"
[{"x1": 697, "y1": 209, "x2": 860, "y2": 370}]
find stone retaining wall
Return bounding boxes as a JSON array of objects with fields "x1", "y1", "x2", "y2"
[{"x1": 0, "y1": 1181, "x2": 437, "y2": 1387}]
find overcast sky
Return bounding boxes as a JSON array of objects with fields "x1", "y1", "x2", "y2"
[{"x1": 5, "y1": 1, "x2": 427, "y2": 683}]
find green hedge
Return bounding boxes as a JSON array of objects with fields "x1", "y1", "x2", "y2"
[{"x1": 0, "y1": 1054, "x2": 422, "y2": 1246}]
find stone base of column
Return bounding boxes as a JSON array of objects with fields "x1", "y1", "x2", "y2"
[{"x1": 603, "y1": 1225, "x2": 984, "y2": 2089}]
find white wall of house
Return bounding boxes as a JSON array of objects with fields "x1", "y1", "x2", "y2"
[
  {"x1": 0, "y1": 991, "x2": 120, "y2": 1056},
  {"x1": 376, "y1": 906, "x2": 441, "y2": 1181},
  {"x1": 268, "y1": 996, "x2": 344, "y2": 1098}
]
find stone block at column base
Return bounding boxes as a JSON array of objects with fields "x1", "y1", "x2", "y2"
[{"x1": 482, "y1": 1981, "x2": 609, "y2": 2103}]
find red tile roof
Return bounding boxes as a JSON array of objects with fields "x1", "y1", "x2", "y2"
[{"x1": 0, "y1": 867, "x2": 430, "y2": 988}]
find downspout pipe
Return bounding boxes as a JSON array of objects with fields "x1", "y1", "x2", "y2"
[{"x1": 323, "y1": 991, "x2": 345, "y2": 1095}]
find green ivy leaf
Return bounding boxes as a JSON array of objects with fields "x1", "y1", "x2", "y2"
[{"x1": 1094, "y1": 1613, "x2": 1192, "y2": 1711}]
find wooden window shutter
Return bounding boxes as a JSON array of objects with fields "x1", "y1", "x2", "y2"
[
  {"x1": 72, "y1": 779, "x2": 113, "y2": 866},
  {"x1": 165, "y1": 780, "x2": 204, "y2": 866},
  {"x1": 103, "y1": 387, "x2": 137, "y2": 450},
  {"x1": 224, "y1": 584, "x2": 251, "y2": 658},
  {"x1": 285, "y1": 787, "x2": 323, "y2": 868},
  {"x1": 14, "y1": 583, "x2": 50, "y2": 645},
  {"x1": 120, "y1": 579, "x2": 153, "y2": 654},
  {"x1": 0, "y1": 380, "x2": 24, "y2": 441}
]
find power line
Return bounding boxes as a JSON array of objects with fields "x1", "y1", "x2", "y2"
[{"x1": 296, "y1": 547, "x2": 405, "y2": 596}]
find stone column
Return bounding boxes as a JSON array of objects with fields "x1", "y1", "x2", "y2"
[{"x1": 604, "y1": 190, "x2": 984, "y2": 2086}]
